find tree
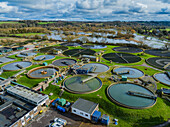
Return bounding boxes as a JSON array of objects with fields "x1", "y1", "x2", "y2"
[
  {"x1": 65, "y1": 35, "x2": 76, "y2": 42},
  {"x1": 42, "y1": 35, "x2": 48, "y2": 40},
  {"x1": 34, "y1": 35, "x2": 42, "y2": 39},
  {"x1": 165, "y1": 43, "x2": 170, "y2": 50},
  {"x1": 81, "y1": 36, "x2": 89, "y2": 43},
  {"x1": 131, "y1": 29, "x2": 136, "y2": 34}
]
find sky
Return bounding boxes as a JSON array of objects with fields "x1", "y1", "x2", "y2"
[{"x1": 0, "y1": 0, "x2": 169, "y2": 21}]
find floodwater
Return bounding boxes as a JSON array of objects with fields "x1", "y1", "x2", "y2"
[{"x1": 41, "y1": 29, "x2": 169, "y2": 48}]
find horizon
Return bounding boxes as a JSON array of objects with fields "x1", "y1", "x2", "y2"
[
  {"x1": 0, "y1": 0, "x2": 169, "y2": 21},
  {"x1": 0, "y1": 20, "x2": 170, "y2": 22}
]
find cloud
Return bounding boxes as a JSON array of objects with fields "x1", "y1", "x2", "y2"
[
  {"x1": 128, "y1": 1, "x2": 147, "y2": 13},
  {"x1": 113, "y1": 10, "x2": 129, "y2": 14},
  {"x1": 76, "y1": 0, "x2": 102, "y2": 10},
  {"x1": 155, "y1": 7, "x2": 170, "y2": 14},
  {"x1": 156, "y1": 0, "x2": 170, "y2": 4},
  {"x1": 0, "y1": 2, "x2": 18, "y2": 13},
  {"x1": 0, "y1": 0, "x2": 169, "y2": 21},
  {"x1": 103, "y1": 0, "x2": 117, "y2": 6}
]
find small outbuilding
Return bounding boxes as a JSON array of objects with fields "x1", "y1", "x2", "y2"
[
  {"x1": 53, "y1": 49, "x2": 62, "y2": 55},
  {"x1": 58, "y1": 98, "x2": 66, "y2": 106},
  {"x1": 71, "y1": 98, "x2": 99, "y2": 120},
  {"x1": 42, "y1": 62, "x2": 48, "y2": 66},
  {"x1": 81, "y1": 55, "x2": 100, "y2": 62},
  {"x1": 121, "y1": 76, "x2": 127, "y2": 81}
]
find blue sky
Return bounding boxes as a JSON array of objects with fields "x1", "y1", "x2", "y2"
[{"x1": 0, "y1": 0, "x2": 169, "y2": 21}]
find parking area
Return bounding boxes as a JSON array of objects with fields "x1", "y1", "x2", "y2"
[{"x1": 26, "y1": 108, "x2": 105, "y2": 127}]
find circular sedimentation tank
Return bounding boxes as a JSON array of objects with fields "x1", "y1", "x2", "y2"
[
  {"x1": 107, "y1": 82, "x2": 157, "y2": 109},
  {"x1": 2, "y1": 61, "x2": 32, "y2": 71},
  {"x1": 27, "y1": 66, "x2": 59, "y2": 79},
  {"x1": 81, "y1": 63, "x2": 109, "y2": 73},
  {"x1": 52, "y1": 58, "x2": 77, "y2": 66},
  {"x1": 33, "y1": 55, "x2": 55, "y2": 61},
  {"x1": 144, "y1": 49, "x2": 170, "y2": 57},
  {"x1": 113, "y1": 46, "x2": 143, "y2": 53},
  {"x1": 63, "y1": 75, "x2": 102, "y2": 94},
  {"x1": 154, "y1": 73, "x2": 170, "y2": 86},
  {"x1": 39, "y1": 46, "x2": 68, "y2": 53},
  {"x1": 102, "y1": 53, "x2": 141, "y2": 63},
  {"x1": 82, "y1": 45, "x2": 107, "y2": 49},
  {"x1": 17, "y1": 52, "x2": 37, "y2": 57},
  {"x1": 63, "y1": 49, "x2": 96, "y2": 57},
  {"x1": 146, "y1": 57, "x2": 170, "y2": 70},
  {"x1": 113, "y1": 67, "x2": 144, "y2": 78},
  {"x1": 0, "y1": 57, "x2": 15, "y2": 64},
  {"x1": 60, "y1": 42, "x2": 81, "y2": 47}
]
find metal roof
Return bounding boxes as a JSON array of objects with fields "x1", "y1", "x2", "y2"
[
  {"x1": 0, "y1": 94, "x2": 35, "y2": 127},
  {"x1": 6, "y1": 85, "x2": 49, "y2": 105},
  {"x1": 71, "y1": 98, "x2": 98, "y2": 114}
]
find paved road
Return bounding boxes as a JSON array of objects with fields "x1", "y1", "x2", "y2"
[
  {"x1": 27, "y1": 108, "x2": 83, "y2": 127},
  {"x1": 27, "y1": 108, "x2": 106, "y2": 127}
]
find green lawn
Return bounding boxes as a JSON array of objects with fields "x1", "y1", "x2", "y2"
[
  {"x1": 17, "y1": 74, "x2": 45, "y2": 88},
  {"x1": 0, "y1": 70, "x2": 21, "y2": 79}
]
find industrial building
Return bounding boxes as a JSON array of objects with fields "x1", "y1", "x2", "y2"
[
  {"x1": 0, "y1": 47, "x2": 12, "y2": 53},
  {"x1": 12, "y1": 46, "x2": 24, "y2": 51},
  {"x1": 0, "y1": 85, "x2": 49, "y2": 127},
  {"x1": 71, "y1": 98, "x2": 99, "y2": 120}
]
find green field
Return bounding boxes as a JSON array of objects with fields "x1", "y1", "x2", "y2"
[
  {"x1": 0, "y1": 37, "x2": 10, "y2": 39},
  {"x1": 149, "y1": 28, "x2": 170, "y2": 32},
  {"x1": 10, "y1": 33, "x2": 44, "y2": 36},
  {"x1": 38, "y1": 22, "x2": 56, "y2": 25},
  {"x1": 0, "y1": 21, "x2": 19, "y2": 24},
  {"x1": 160, "y1": 28, "x2": 170, "y2": 31}
]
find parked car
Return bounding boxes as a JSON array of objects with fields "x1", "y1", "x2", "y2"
[
  {"x1": 49, "y1": 122, "x2": 63, "y2": 127},
  {"x1": 54, "y1": 118, "x2": 67, "y2": 126}
]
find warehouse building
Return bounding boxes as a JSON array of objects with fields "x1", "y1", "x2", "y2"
[
  {"x1": 0, "y1": 85, "x2": 49, "y2": 127},
  {"x1": 71, "y1": 98, "x2": 99, "y2": 120}
]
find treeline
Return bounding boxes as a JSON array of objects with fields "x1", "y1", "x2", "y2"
[
  {"x1": 0, "y1": 20, "x2": 169, "y2": 29},
  {"x1": 0, "y1": 20, "x2": 169, "y2": 40},
  {"x1": 135, "y1": 28, "x2": 170, "y2": 40},
  {"x1": 0, "y1": 27, "x2": 51, "y2": 35}
]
